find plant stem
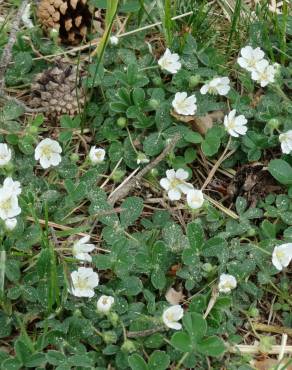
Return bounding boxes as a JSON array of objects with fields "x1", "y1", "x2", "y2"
[{"x1": 174, "y1": 352, "x2": 189, "y2": 370}]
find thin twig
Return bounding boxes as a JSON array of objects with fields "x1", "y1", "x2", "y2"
[
  {"x1": 127, "y1": 326, "x2": 166, "y2": 338},
  {"x1": 108, "y1": 134, "x2": 181, "y2": 205},
  {"x1": 26, "y1": 216, "x2": 110, "y2": 253},
  {"x1": 279, "y1": 334, "x2": 288, "y2": 361},
  {"x1": 253, "y1": 323, "x2": 292, "y2": 336},
  {"x1": 203, "y1": 288, "x2": 219, "y2": 319},
  {"x1": 232, "y1": 344, "x2": 292, "y2": 355},
  {"x1": 201, "y1": 136, "x2": 234, "y2": 190}
]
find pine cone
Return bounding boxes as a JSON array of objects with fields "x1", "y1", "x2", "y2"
[
  {"x1": 29, "y1": 58, "x2": 85, "y2": 121},
  {"x1": 37, "y1": 0, "x2": 105, "y2": 45}
]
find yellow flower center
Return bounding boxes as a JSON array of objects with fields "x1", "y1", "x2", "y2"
[
  {"x1": 0, "y1": 197, "x2": 12, "y2": 211},
  {"x1": 191, "y1": 194, "x2": 201, "y2": 203},
  {"x1": 227, "y1": 119, "x2": 236, "y2": 129},
  {"x1": 208, "y1": 86, "x2": 217, "y2": 94},
  {"x1": 223, "y1": 281, "x2": 234, "y2": 289},
  {"x1": 102, "y1": 298, "x2": 108, "y2": 305},
  {"x1": 170, "y1": 178, "x2": 181, "y2": 188},
  {"x1": 166, "y1": 312, "x2": 175, "y2": 321},
  {"x1": 75, "y1": 277, "x2": 89, "y2": 290},
  {"x1": 40, "y1": 145, "x2": 53, "y2": 157}
]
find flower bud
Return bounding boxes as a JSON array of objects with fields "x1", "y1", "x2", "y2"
[
  {"x1": 102, "y1": 331, "x2": 117, "y2": 344},
  {"x1": 28, "y1": 125, "x2": 38, "y2": 134},
  {"x1": 189, "y1": 75, "x2": 201, "y2": 88},
  {"x1": 110, "y1": 36, "x2": 119, "y2": 46},
  {"x1": 111, "y1": 169, "x2": 125, "y2": 183},
  {"x1": 121, "y1": 340, "x2": 136, "y2": 353},
  {"x1": 246, "y1": 228, "x2": 257, "y2": 237},
  {"x1": 108, "y1": 312, "x2": 119, "y2": 327},
  {"x1": 136, "y1": 152, "x2": 150, "y2": 165},
  {"x1": 5, "y1": 218, "x2": 17, "y2": 231},
  {"x1": 117, "y1": 117, "x2": 127, "y2": 128},
  {"x1": 149, "y1": 99, "x2": 159, "y2": 109},
  {"x1": 70, "y1": 153, "x2": 79, "y2": 163},
  {"x1": 152, "y1": 76, "x2": 162, "y2": 86},
  {"x1": 249, "y1": 307, "x2": 259, "y2": 317},
  {"x1": 267, "y1": 118, "x2": 280, "y2": 130},
  {"x1": 150, "y1": 168, "x2": 158, "y2": 177},
  {"x1": 202, "y1": 263, "x2": 213, "y2": 273},
  {"x1": 49, "y1": 28, "x2": 59, "y2": 42}
]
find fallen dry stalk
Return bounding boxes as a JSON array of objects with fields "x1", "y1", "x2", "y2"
[
  {"x1": 108, "y1": 134, "x2": 181, "y2": 205},
  {"x1": 253, "y1": 323, "x2": 292, "y2": 336},
  {"x1": 26, "y1": 216, "x2": 110, "y2": 253},
  {"x1": 232, "y1": 345, "x2": 292, "y2": 355}
]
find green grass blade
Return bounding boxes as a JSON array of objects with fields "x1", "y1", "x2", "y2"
[
  {"x1": 0, "y1": 250, "x2": 6, "y2": 301},
  {"x1": 227, "y1": 0, "x2": 242, "y2": 53}
]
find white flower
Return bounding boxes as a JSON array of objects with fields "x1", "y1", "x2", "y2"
[
  {"x1": 22, "y1": 3, "x2": 34, "y2": 29},
  {"x1": 158, "y1": 48, "x2": 181, "y2": 74},
  {"x1": 218, "y1": 274, "x2": 237, "y2": 293},
  {"x1": 237, "y1": 46, "x2": 265, "y2": 72},
  {"x1": 70, "y1": 267, "x2": 99, "y2": 298},
  {"x1": 0, "y1": 143, "x2": 12, "y2": 167},
  {"x1": 187, "y1": 189, "x2": 204, "y2": 210},
  {"x1": 89, "y1": 147, "x2": 105, "y2": 164},
  {"x1": 162, "y1": 305, "x2": 184, "y2": 330},
  {"x1": 224, "y1": 109, "x2": 248, "y2": 137},
  {"x1": 272, "y1": 244, "x2": 292, "y2": 271},
  {"x1": 279, "y1": 130, "x2": 292, "y2": 154},
  {"x1": 110, "y1": 35, "x2": 119, "y2": 45},
  {"x1": 200, "y1": 77, "x2": 230, "y2": 96},
  {"x1": 97, "y1": 295, "x2": 115, "y2": 313},
  {"x1": 251, "y1": 59, "x2": 276, "y2": 87},
  {"x1": 34, "y1": 138, "x2": 62, "y2": 169},
  {"x1": 72, "y1": 235, "x2": 95, "y2": 262},
  {"x1": 4, "y1": 218, "x2": 17, "y2": 231},
  {"x1": 172, "y1": 92, "x2": 197, "y2": 116},
  {"x1": 3, "y1": 177, "x2": 21, "y2": 196},
  {"x1": 137, "y1": 152, "x2": 150, "y2": 165},
  {"x1": 0, "y1": 187, "x2": 21, "y2": 221},
  {"x1": 160, "y1": 169, "x2": 193, "y2": 201}
]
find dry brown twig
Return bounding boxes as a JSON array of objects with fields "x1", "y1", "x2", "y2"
[{"x1": 108, "y1": 134, "x2": 181, "y2": 205}]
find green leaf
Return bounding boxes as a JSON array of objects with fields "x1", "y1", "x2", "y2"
[
  {"x1": 46, "y1": 351, "x2": 66, "y2": 366},
  {"x1": 187, "y1": 222, "x2": 204, "y2": 250},
  {"x1": 14, "y1": 340, "x2": 32, "y2": 365},
  {"x1": 119, "y1": 276, "x2": 143, "y2": 296},
  {"x1": 183, "y1": 312, "x2": 207, "y2": 342},
  {"x1": 128, "y1": 354, "x2": 148, "y2": 370},
  {"x1": 2, "y1": 101, "x2": 24, "y2": 120},
  {"x1": 68, "y1": 354, "x2": 93, "y2": 367},
  {"x1": 151, "y1": 269, "x2": 166, "y2": 290},
  {"x1": 120, "y1": 196, "x2": 144, "y2": 228},
  {"x1": 197, "y1": 336, "x2": 226, "y2": 357},
  {"x1": 143, "y1": 133, "x2": 164, "y2": 156},
  {"x1": 202, "y1": 237, "x2": 228, "y2": 262},
  {"x1": 170, "y1": 332, "x2": 192, "y2": 352},
  {"x1": 148, "y1": 351, "x2": 170, "y2": 370},
  {"x1": 201, "y1": 126, "x2": 224, "y2": 156},
  {"x1": 268, "y1": 159, "x2": 292, "y2": 185},
  {"x1": 261, "y1": 220, "x2": 276, "y2": 239},
  {"x1": 1, "y1": 357, "x2": 22, "y2": 370},
  {"x1": 24, "y1": 353, "x2": 46, "y2": 367},
  {"x1": 132, "y1": 88, "x2": 145, "y2": 107}
]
